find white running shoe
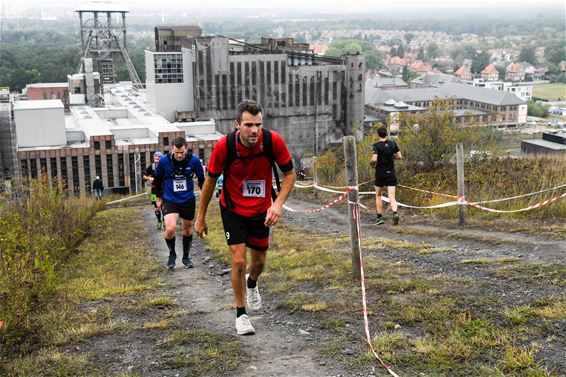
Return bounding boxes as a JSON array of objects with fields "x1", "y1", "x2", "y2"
[
  {"x1": 235, "y1": 314, "x2": 255, "y2": 335},
  {"x1": 246, "y1": 273, "x2": 262, "y2": 311}
]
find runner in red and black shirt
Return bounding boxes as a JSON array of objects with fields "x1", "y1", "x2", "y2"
[{"x1": 195, "y1": 100, "x2": 296, "y2": 336}]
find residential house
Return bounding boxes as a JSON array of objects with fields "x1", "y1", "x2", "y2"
[
  {"x1": 481, "y1": 64, "x2": 499, "y2": 81},
  {"x1": 506, "y1": 62, "x2": 525, "y2": 81},
  {"x1": 388, "y1": 56, "x2": 407, "y2": 74},
  {"x1": 409, "y1": 60, "x2": 433, "y2": 74},
  {"x1": 454, "y1": 65, "x2": 473, "y2": 80}
]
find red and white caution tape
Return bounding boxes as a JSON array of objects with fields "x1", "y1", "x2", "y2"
[
  {"x1": 294, "y1": 182, "x2": 315, "y2": 188},
  {"x1": 470, "y1": 183, "x2": 566, "y2": 204},
  {"x1": 358, "y1": 190, "x2": 459, "y2": 209},
  {"x1": 464, "y1": 191, "x2": 566, "y2": 213},
  {"x1": 350, "y1": 190, "x2": 399, "y2": 377},
  {"x1": 106, "y1": 192, "x2": 147, "y2": 205},
  {"x1": 317, "y1": 179, "x2": 373, "y2": 190},
  {"x1": 283, "y1": 192, "x2": 347, "y2": 213}
]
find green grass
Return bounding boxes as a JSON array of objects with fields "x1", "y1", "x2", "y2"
[
  {"x1": 533, "y1": 83, "x2": 566, "y2": 101},
  {"x1": 1, "y1": 205, "x2": 254, "y2": 377},
  {"x1": 160, "y1": 329, "x2": 251, "y2": 376},
  {"x1": 199, "y1": 207, "x2": 564, "y2": 376}
]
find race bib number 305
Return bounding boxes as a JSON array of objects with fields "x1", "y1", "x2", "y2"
[
  {"x1": 243, "y1": 179, "x2": 266, "y2": 198},
  {"x1": 174, "y1": 179, "x2": 187, "y2": 192}
]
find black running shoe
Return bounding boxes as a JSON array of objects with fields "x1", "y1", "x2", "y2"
[
  {"x1": 167, "y1": 255, "x2": 176, "y2": 269},
  {"x1": 183, "y1": 257, "x2": 194, "y2": 268},
  {"x1": 392, "y1": 213, "x2": 399, "y2": 225}
]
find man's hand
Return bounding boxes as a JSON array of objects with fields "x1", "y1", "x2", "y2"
[
  {"x1": 370, "y1": 153, "x2": 377, "y2": 167},
  {"x1": 264, "y1": 202, "x2": 283, "y2": 227},
  {"x1": 195, "y1": 217, "x2": 208, "y2": 237}
]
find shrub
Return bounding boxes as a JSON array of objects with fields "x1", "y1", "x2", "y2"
[{"x1": 0, "y1": 177, "x2": 98, "y2": 356}]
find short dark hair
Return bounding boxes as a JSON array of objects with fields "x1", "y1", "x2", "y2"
[
  {"x1": 377, "y1": 126, "x2": 387, "y2": 138},
  {"x1": 236, "y1": 100, "x2": 262, "y2": 123},
  {"x1": 172, "y1": 137, "x2": 186, "y2": 149}
]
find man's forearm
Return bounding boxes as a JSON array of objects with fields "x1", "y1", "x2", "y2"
[
  {"x1": 197, "y1": 177, "x2": 216, "y2": 220},
  {"x1": 274, "y1": 170, "x2": 296, "y2": 206}
]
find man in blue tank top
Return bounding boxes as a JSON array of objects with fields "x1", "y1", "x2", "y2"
[{"x1": 154, "y1": 137, "x2": 205, "y2": 269}]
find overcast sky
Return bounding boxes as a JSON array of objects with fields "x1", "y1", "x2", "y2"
[{"x1": 4, "y1": 0, "x2": 566, "y2": 10}]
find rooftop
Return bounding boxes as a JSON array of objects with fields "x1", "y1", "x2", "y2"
[
  {"x1": 26, "y1": 82, "x2": 68, "y2": 89},
  {"x1": 16, "y1": 83, "x2": 221, "y2": 151},
  {"x1": 13, "y1": 100, "x2": 64, "y2": 110},
  {"x1": 366, "y1": 83, "x2": 526, "y2": 107}
]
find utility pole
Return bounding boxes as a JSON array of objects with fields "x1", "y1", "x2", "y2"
[
  {"x1": 344, "y1": 136, "x2": 361, "y2": 279},
  {"x1": 456, "y1": 143, "x2": 466, "y2": 226}
]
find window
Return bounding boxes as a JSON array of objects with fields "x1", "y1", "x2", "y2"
[
  {"x1": 50, "y1": 158, "x2": 57, "y2": 179},
  {"x1": 128, "y1": 153, "x2": 136, "y2": 192},
  {"x1": 106, "y1": 155, "x2": 114, "y2": 187},
  {"x1": 163, "y1": 137, "x2": 169, "y2": 146},
  {"x1": 30, "y1": 159, "x2": 37, "y2": 178},
  {"x1": 40, "y1": 158, "x2": 47, "y2": 175},
  {"x1": 21, "y1": 159, "x2": 29, "y2": 178},
  {"x1": 95, "y1": 155, "x2": 102, "y2": 178},
  {"x1": 84, "y1": 156, "x2": 91, "y2": 190},
  {"x1": 105, "y1": 140, "x2": 112, "y2": 150},
  {"x1": 118, "y1": 154, "x2": 125, "y2": 186},
  {"x1": 154, "y1": 53, "x2": 184, "y2": 84},
  {"x1": 199, "y1": 148, "x2": 205, "y2": 161},
  {"x1": 60, "y1": 157, "x2": 68, "y2": 181},
  {"x1": 71, "y1": 157, "x2": 79, "y2": 193},
  {"x1": 94, "y1": 141, "x2": 100, "y2": 150}
]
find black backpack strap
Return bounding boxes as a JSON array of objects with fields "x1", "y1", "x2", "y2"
[
  {"x1": 223, "y1": 129, "x2": 280, "y2": 210},
  {"x1": 167, "y1": 152, "x2": 190, "y2": 179},
  {"x1": 223, "y1": 131, "x2": 237, "y2": 210},
  {"x1": 262, "y1": 129, "x2": 280, "y2": 201}
]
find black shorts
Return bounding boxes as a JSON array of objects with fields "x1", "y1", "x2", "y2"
[
  {"x1": 220, "y1": 205, "x2": 270, "y2": 251},
  {"x1": 375, "y1": 170, "x2": 397, "y2": 187},
  {"x1": 161, "y1": 199, "x2": 195, "y2": 221}
]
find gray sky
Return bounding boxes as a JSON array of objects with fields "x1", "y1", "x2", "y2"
[{"x1": 5, "y1": 0, "x2": 566, "y2": 10}]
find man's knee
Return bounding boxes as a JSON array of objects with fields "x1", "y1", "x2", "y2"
[{"x1": 230, "y1": 245, "x2": 246, "y2": 270}]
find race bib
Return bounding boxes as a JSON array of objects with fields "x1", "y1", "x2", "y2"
[
  {"x1": 173, "y1": 179, "x2": 187, "y2": 192},
  {"x1": 243, "y1": 179, "x2": 266, "y2": 198}
]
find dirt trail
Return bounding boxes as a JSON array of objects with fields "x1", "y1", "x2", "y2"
[{"x1": 143, "y1": 209, "x2": 345, "y2": 377}]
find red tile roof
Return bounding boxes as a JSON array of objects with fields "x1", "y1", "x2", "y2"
[{"x1": 481, "y1": 64, "x2": 498, "y2": 74}]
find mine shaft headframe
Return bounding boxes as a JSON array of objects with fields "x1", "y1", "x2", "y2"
[{"x1": 75, "y1": 4, "x2": 143, "y2": 89}]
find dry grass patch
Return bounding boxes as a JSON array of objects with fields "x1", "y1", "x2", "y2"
[
  {"x1": 302, "y1": 301, "x2": 329, "y2": 312},
  {"x1": 363, "y1": 237, "x2": 455, "y2": 254},
  {"x1": 160, "y1": 329, "x2": 250, "y2": 376},
  {"x1": 460, "y1": 257, "x2": 521, "y2": 265},
  {"x1": 1, "y1": 349, "x2": 98, "y2": 377}
]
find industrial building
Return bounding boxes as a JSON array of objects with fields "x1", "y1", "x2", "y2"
[
  {"x1": 521, "y1": 131, "x2": 566, "y2": 154},
  {"x1": 146, "y1": 33, "x2": 365, "y2": 161},
  {"x1": 14, "y1": 83, "x2": 221, "y2": 197},
  {"x1": 3, "y1": 6, "x2": 224, "y2": 197},
  {"x1": 0, "y1": 88, "x2": 18, "y2": 182},
  {"x1": 365, "y1": 83, "x2": 527, "y2": 131}
]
